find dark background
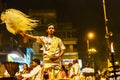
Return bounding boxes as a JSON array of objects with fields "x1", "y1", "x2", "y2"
[{"x1": 2, "y1": 0, "x2": 120, "y2": 40}]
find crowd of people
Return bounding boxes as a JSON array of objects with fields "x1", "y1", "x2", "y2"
[
  {"x1": 17, "y1": 59, "x2": 81, "y2": 80},
  {"x1": 1, "y1": 59, "x2": 120, "y2": 80}
]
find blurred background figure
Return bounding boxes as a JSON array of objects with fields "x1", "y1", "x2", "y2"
[
  {"x1": 19, "y1": 63, "x2": 30, "y2": 80},
  {"x1": 94, "y1": 72, "x2": 101, "y2": 80},
  {"x1": 68, "y1": 63, "x2": 73, "y2": 78},
  {"x1": 61, "y1": 65, "x2": 68, "y2": 79},
  {"x1": 100, "y1": 70, "x2": 110, "y2": 80},
  {"x1": 71, "y1": 59, "x2": 81, "y2": 80},
  {"x1": 29, "y1": 62, "x2": 34, "y2": 72},
  {"x1": 82, "y1": 61, "x2": 95, "y2": 80},
  {"x1": 21, "y1": 63, "x2": 29, "y2": 74},
  {"x1": 21, "y1": 59, "x2": 42, "y2": 80},
  {"x1": 0, "y1": 62, "x2": 6, "y2": 78}
]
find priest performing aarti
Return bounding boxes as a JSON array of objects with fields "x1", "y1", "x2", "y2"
[{"x1": 1, "y1": 8, "x2": 66, "y2": 80}]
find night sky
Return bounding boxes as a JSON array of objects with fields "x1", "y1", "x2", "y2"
[
  {"x1": 1, "y1": 0, "x2": 120, "y2": 67},
  {"x1": 3, "y1": 0, "x2": 120, "y2": 35}
]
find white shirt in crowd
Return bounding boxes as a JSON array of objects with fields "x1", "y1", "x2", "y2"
[
  {"x1": 22, "y1": 65, "x2": 42, "y2": 80},
  {"x1": 82, "y1": 67, "x2": 94, "y2": 73}
]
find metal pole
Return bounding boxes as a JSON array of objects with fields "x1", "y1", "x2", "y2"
[
  {"x1": 102, "y1": 0, "x2": 117, "y2": 80},
  {"x1": 87, "y1": 40, "x2": 89, "y2": 52},
  {"x1": 87, "y1": 39, "x2": 92, "y2": 67},
  {"x1": 87, "y1": 39, "x2": 90, "y2": 58},
  {"x1": 102, "y1": 0, "x2": 110, "y2": 50}
]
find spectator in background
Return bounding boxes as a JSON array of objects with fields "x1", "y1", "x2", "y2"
[
  {"x1": 82, "y1": 61, "x2": 95, "y2": 80},
  {"x1": 68, "y1": 63, "x2": 73, "y2": 78},
  {"x1": 21, "y1": 59, "x2": 42, "y2": 80},
  {"x1": 101, "y1": 70, "x2": 110, "y2": 80},
  {"x1": 61, "y1": 65, "x2": 68, "y2": 79},
  {"x1": 18, "y1": 63, "x2": 30, "y2": 80},
  {"x1": 71, "y1": 59, "x2": 81, "y2": 80},
  {"x1": 94, "y1": 72, "x2": 101, "y2": 80},
  {"x1": 21, "y1": 63, "x2": 29, "y2": 74},
  {"x1": 0, "y1": 62, "x2": 6, "y2": 78},
  {"x1": 29, "y1": 62, "x2": 34, "y2": 72}
]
